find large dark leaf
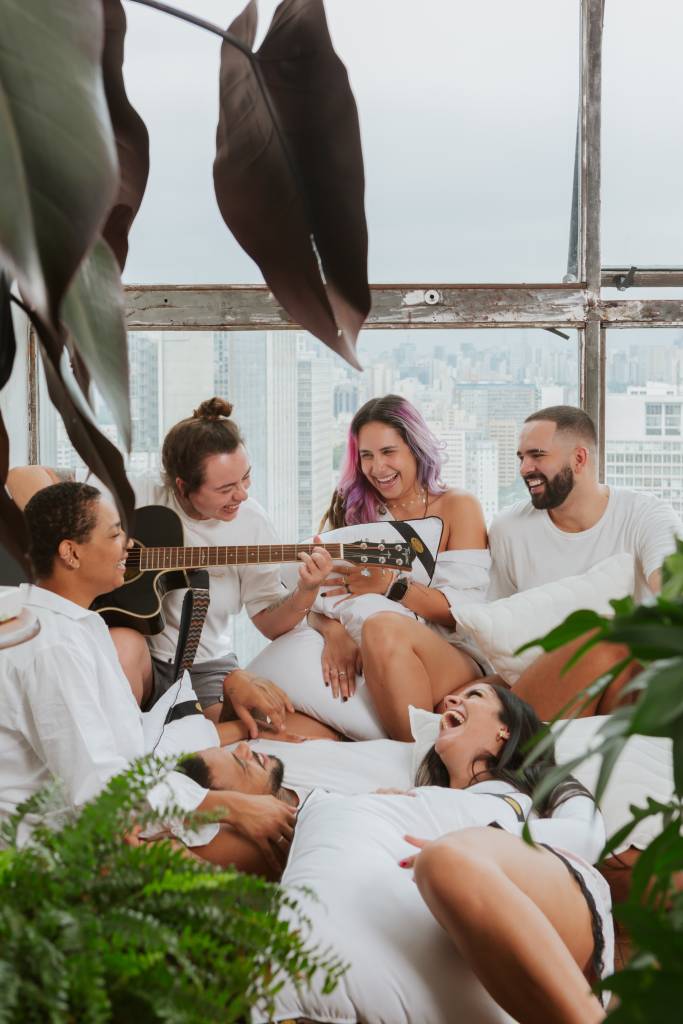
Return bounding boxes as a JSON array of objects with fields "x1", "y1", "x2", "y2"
[
  {"x1": 0, "y1": 410, "x2": 31, "y2": 578},
  {"x1": 18, "y1": 301, "x2": 134, "y2": 532},
  {"x1": 214, "y1": 0, "x2": 369, "y2": 368},
  {"x1": 0, "y1": 272, "x2": 29, "y2": 575},
  {"x1": 61, "y1": 239, "x2": 132, "y2": 450},
  {"x1": 0, "y1": 0, "x2": 118, "y2": 325},
  {"x1": 0, "y1": 270, "x2": 16, "y2": 388},
  {"x1": 100, "y1": 0, "x2": 150, "y2": 270}
]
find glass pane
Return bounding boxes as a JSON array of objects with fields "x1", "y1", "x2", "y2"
[
  {"x1": 123, "y1": 0, "x2": 579, "y2": 284},
  {"x1": 602, "y1": 0, "x2": 683, "y2": 265},
  {"x1": 39, "y1": 327, "x2": 579, "y2": 658},
  {"x1": 39, "y1": 327, "x2": 579, "y2": 525},
  {"x1": 606, "y1": 329, "x2": 683, "y2": 517}
]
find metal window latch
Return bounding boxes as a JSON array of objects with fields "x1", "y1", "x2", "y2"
[{"x1": 615, "y1": 266, "x2": 637, "y2": 291}]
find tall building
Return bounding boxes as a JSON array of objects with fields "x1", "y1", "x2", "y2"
[
  {"x1": 160, "y1": 331, "x2": 214, "y2": 434},
  {"x1": 129, "y1": 332, "x2": 160, "y2": 454},
  {"x1": 606, "y1": 385, "x2": 683, "y2": 515},
  {"x1": 487, "y1": 418, "x2": 518, "y2": 488},
  {"x1": 298, "y1": 350, "x2": 335, "y2": 539},
  {"x1": 466, "y1": 439, "x2": 499, "y2": 523},
  {"x1": 220, "y1": 331, "x2": 298, "y2": 538},
  {"x1": 440, "y1": 428, "x2": 467, "y2": 489}
]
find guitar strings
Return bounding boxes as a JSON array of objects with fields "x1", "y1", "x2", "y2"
[{"x1": 124, "y1": 541, "x2": 412, "y2": 567}]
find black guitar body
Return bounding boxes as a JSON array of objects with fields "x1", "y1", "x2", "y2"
[{"x1": 91, "y1": 505, "x2": 191, "y2": 635}]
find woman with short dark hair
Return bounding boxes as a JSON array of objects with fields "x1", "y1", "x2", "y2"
[{"x1": 1, "y1": 481, "x2": 296, "y2": 870}]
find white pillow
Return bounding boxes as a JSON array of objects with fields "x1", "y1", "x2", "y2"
[
  {"x1": 281, "y1": 515, "x2": 443, "y2": 592},
  {"x1": 246, "y1": 622, "x2": 387, "y2": 740},
  {"x1": 408, "y1": 707, "x2": 673, "y2": 854},
  {"x1": 252, "y1": 789, "x2": 514, "y2": 1024},
  {"x1": 249, "y1": 735, "x2": 415, "y2": 798},
  {"x1": 456, "y1": 552, "x2": 635, "y2": 684}
]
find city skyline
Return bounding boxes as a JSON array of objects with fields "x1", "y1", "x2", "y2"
[{"x1": 41, "y1": 326, "x2": 683, "y2": 661}]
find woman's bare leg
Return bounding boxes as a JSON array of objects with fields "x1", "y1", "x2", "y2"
[
  {"x1": 361, "y1": 613, "x2": 482, "y2": 740},
  {"x1": 512, "y1": 630, "x2": 639, "y2": 720},
  {"x1": 413, "y1": 828, "x2": 605, "y2": 1024},
  {"x1": 110, "y1": 626, "x2": 153, "y2": 706}
]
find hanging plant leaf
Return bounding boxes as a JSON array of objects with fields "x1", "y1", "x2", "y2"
[
  {"x1": 0, "y1": 410, "x2": 31, "y2": 578},
  {"x1": 213, "y1": 0, "x2": 369, "y2": 367},
  {"x1": 61, "y1": 238, "x2": 132, "y2": 450},
  {"x1": 0, "y1": 271, "x2": 16, "y2": 389},
  {"x1": 100, "y1": 0, "x2": 150, "y2": 271},
  {"x1": 0, "y1": 0, "x2": 118, "y2": 326},
  {"x1": 17, "y1": 300, "x2": 134, "y2": 532}
]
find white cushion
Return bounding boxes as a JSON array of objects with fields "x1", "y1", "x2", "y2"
[
  {"x1": 408, "y1": 707, "x2": 673, "y2": 854},
  {"x1": 253, "y1": 789, "x2": 514, "y2": 1024},
  {"x1": 281, "y1": 516, "x2": 442, "y2": 598},
  {"x1": 142, "y1": 669, "x2": 218, "y2": 757},
  {"x1": 246, "y1": 622, "x2": 387, "y2": 740},
  {"x1": 456, "y1": 552, "x2": 635, "y2": 684},
  {"x1": 250, "y1": 735, "x2": 414, "y2": 799}
]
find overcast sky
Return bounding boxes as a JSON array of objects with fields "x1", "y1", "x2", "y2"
[{"x1": 121, "y1": 0, "x2": 683, "y2": 287}]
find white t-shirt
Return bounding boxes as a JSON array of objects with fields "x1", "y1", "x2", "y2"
[
  {"x1": 488, "y1": 487, "x2": 681, "y2": 603},
  {"x1": 126, "y1": 475, "x2": 285, "y2": 665}
]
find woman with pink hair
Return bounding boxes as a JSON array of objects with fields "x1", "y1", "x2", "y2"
[{"x1": 314, "y1": 394, "x2": 491, "y2": 740}]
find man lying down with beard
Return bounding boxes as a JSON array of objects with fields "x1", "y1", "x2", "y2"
[{"x1": 178, "y1": 735, "x2": 415, "y2": 878}]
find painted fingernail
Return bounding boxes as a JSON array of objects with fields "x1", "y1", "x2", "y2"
[
  {"x1": 342, "y1": 696, "x2": 348, "y2": 702},
  {"x1": 398, "y1": 859, "x2": 410, "y2": 868}
]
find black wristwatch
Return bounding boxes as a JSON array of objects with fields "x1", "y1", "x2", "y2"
[{"x1": 387, "y1": 576, "x2": 410, "y2": 603}]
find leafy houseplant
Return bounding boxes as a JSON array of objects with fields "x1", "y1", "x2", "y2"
[
  {"x1": 0, "y1": 760, "x2": 345, "y2": 1023},
  {"x1": 524, "y1": 539, "x2": 683, "y2": 1020},
  {"x1": 0, "y1": 0, "x2": 369, "y2": 573}
]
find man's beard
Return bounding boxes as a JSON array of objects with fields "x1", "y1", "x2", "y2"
[
  {"x1": 526, "y1": 464, "x2": 575, "y2": 509},
  {"x1": 268, "y1": 756, "x2": 285, "y2": 795}
]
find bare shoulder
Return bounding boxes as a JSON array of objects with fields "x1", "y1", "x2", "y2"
[
  {"x1": 429, "y1": 488, "x2": 487, "y2": 551},
  {"x1": 6, "y1": 465, "x2": 62, "y2": 509}
]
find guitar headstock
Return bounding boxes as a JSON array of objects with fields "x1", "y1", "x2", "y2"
[{"x1": 344, "y1": 540, "x2": 415, "y2": 570}]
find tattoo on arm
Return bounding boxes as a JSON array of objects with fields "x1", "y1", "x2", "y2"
[{"x1": 261, "y1": 594, "x2": 289, "y2": 615}]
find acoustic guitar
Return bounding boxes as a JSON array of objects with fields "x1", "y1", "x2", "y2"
[{"x1": 91, "y1": 504, "x2": 415, "y2": 635}]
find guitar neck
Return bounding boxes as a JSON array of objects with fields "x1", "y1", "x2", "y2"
[{"x1": 132, "y1": 542, "x2": 345, "y2": 571}]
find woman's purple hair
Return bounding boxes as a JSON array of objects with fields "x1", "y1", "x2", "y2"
[{"x1": 335, "y1": 395, "x2": 446, "y2": 525}]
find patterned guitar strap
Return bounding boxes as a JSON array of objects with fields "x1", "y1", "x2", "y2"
[{"x1": 164, "y1": 569, "x2": 211, "y2": 725}]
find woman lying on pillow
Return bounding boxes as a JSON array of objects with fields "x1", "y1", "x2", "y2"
[
  {"x1": 314, "y1": 394, "x2": 491, "y2": 734},
  {"x1": 402, "y1": 682, "x2": 611, "y2": 1023}
]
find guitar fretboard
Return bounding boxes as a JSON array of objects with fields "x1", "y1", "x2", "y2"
[{"x1": 129, "y1": 543, "x2": 345, "y2": 571}]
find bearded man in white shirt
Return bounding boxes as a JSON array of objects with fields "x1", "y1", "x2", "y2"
[
  {"x1": 0, "y1": 481, "x2": 296, "y2": 872},
  {"x1": 486, "y1": 405, "x2": 681, "y2": 719}
]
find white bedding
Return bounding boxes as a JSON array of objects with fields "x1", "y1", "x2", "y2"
[{"x1": 252, "y1": 787, "x2": 517, "y2": 1024}]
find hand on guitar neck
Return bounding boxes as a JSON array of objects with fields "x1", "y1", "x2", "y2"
[{"x1": 89, "y1": 507, "x2": 416, "y2": 636}]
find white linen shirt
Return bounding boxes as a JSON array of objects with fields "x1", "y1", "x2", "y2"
[{"x1": 0, "y1": 585, "x2": 206, "y2": 840}]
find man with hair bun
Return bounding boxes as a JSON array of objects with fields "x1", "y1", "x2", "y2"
[
  {"x1": 7, "y1": 398, "x2": 335, "y2": 737},
  {"x1": 487, "y1": 404, "x2": 681, "y2": 718}
]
